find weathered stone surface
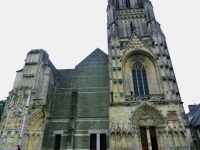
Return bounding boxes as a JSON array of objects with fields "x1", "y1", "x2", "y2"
[{"x1": 0, "y1": 0, "x2": 196, "y2": 149}]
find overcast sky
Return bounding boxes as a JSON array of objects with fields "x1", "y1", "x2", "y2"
[{"x1": 0, "y1": 0, "x2": 199, "y2": 113}]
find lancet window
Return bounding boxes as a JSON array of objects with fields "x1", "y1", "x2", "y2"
[
  {"x1": 116, "y1": 0, "x2": 119, "y2": 9},
  {"x1": 126, "y1": 0, "x2": 130, "y2": 8},
  {"x1": 132, "y1": 62, "x2": 149, "y2": 95}
]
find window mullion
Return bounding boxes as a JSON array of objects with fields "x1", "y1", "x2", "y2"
[
  {"x1": 141, "y1": 69, "x2": 145, "y2": 95},
  {"x1": 135, "y1": 69, "x2": 140, "y2": 95}
]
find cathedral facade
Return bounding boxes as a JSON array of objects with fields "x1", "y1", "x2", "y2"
[{"x1": 0, "y1": 0, "x2": 196, "y2": 150}]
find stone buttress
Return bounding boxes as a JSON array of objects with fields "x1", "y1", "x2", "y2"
[
  {"x1": 41, "y1": 48, "x2": 110, "y2": 150},
  {"x1": 0, "y1": 49, "x2": 56, "y2": 150}
]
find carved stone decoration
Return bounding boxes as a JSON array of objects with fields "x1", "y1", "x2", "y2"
[
  {"x1": 33, "y1": 99, "x2": 43, "y2": 106},
  {"x1": 119, "y1": 92, "x2": 123, "y2": 97},
  {"x1": 126, "y1": 94, "x2": 165, "y2": 101},
  {"x1": 121, "y1": 41, "x2": 129, "y2": 50},
  {"x1": 109, "y1": 23, "x2": 118, "y2": 38},
  {"x1": 149, "y1": 20, "x2": 163, "y2": 35},
  {"x1": 110, "y1": 123, "x2": 116, "y2": 135},
  {"x1": 18, "y1": 88, "x2": 25, "y2": 99},
  {"x1": 22, "y1": 109, "x2": 45, "y2": 150},
  {"x1": 14, "y1": 104, "x2": 23, "y2": 116},
  {"x1": 122, "y1": 34, "x2": 157, "y2": 62},
  {"x1": 109, "y1": 122, "x2": 142, "y2": 149},
  {"x1": 27, "y1": 109, "x2": 45, "y2": 131},
  {"x1": 164, "y1": 120, "x2": 187, "y2": 135},
  {"x1": 127, "y1": 35, "x2": 146, "y2": 50},
  {"x1": 130, "y1": 102, "x2": 166, "y2": 127},
  {"x1": 110, "y1": 122, "x2": 140, "y2": 136}
]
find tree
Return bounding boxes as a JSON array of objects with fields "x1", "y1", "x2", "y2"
[{"x1": 0, "y1": 100, "x2": 5, "y2": 121}]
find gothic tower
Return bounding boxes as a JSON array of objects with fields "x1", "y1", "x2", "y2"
[{"x1": 107, "y1": 0, "x2": 195, "y2": 149}]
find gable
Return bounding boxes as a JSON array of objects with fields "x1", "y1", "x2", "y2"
[
  {"x1": 131, "y1": 102, "x2": 166, "y2": 127},
  {"x1": 123, "y1": 34, "x2": 156, "y2": 60},
  {"x1": 76, "y1": 48, "x2": 108, "y2": 68}
]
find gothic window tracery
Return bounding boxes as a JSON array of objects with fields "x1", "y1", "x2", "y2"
[{"x1": 132, "y1": 62, "x2": 149, "y2": 95}]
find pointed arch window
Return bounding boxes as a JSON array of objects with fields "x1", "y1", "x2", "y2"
[
  {"x1": 132, "y1": 62, "x2": 149, "y2": 95},
  {"x1": 116, "y1": 0, "x2": 119, "y2": 8}
]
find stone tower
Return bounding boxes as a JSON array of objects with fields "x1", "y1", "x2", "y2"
[
  {"x1": 0, "y1": 50, "x2": 56, "y2": 149},
  {"x1": 107, "y1": 0, "x2": 195, "y2": 149}
]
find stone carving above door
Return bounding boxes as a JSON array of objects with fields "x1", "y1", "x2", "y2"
[{"x1": 130, "y1": 102, "x2": 166, "y2": 127}]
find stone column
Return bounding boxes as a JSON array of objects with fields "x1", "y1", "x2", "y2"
[
  {"x1": 146, "y1": 126, "x2": 152, "y2": 150},
  {"x1": 19, "y1": 89, "x2": 32, "y2": 146},
  {"x1": 156, "y1": 134, "x2": 161, "y2": 149},
  {"x1": 4, "y1": 94, "x2": 14, "y2": 128},
  {"x1": 172, "y1": 133, "x2": 176, "y2": 149},
  {"x1": 178, "y1": 134, "x2": 183, "y2": 149},
  {"x1": 164, "y1": 133, "x2": 170, "y2": 150},
  {"x1": 126, "y1": 136, "x2": 128, "y2": 150},
  {"x1": 138, "y1": 134, "x2": 142, "y2": 150},
  {"x1": 132, "y1": 135, "x2": 136, "y2": 150},
  {"x1": 186, "y1": 131, "x2": 191, "y2": 150},
  {"x1": 97, "y1": 134, "x2": 100, "y2": 150},
  {"x1": 115, "y1": 133, "x2": 117, "y2": 149}
]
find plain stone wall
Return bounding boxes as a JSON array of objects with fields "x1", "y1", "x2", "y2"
[{"x1": 42, "y1": 48, "x2": 110, "y2": 149}]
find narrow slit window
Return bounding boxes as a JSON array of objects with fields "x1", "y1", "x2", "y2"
[
  {"x1": 130, "y1": 22, "x2": 135, "y2": 33},
  {"x1": 132, "y1": 62, "x2": 149, "y2": 95},
  {"x1": 111, "y1": 92, "x2": 114, "y2": 103}
]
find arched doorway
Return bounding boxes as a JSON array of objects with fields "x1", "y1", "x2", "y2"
[{"x1": 131, "y1": 102, "x2": 166, "y2": 150}]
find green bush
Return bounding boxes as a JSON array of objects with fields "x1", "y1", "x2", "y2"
[{"x1": 0, "y1": 100, "x2": 6, "y2": 121}]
